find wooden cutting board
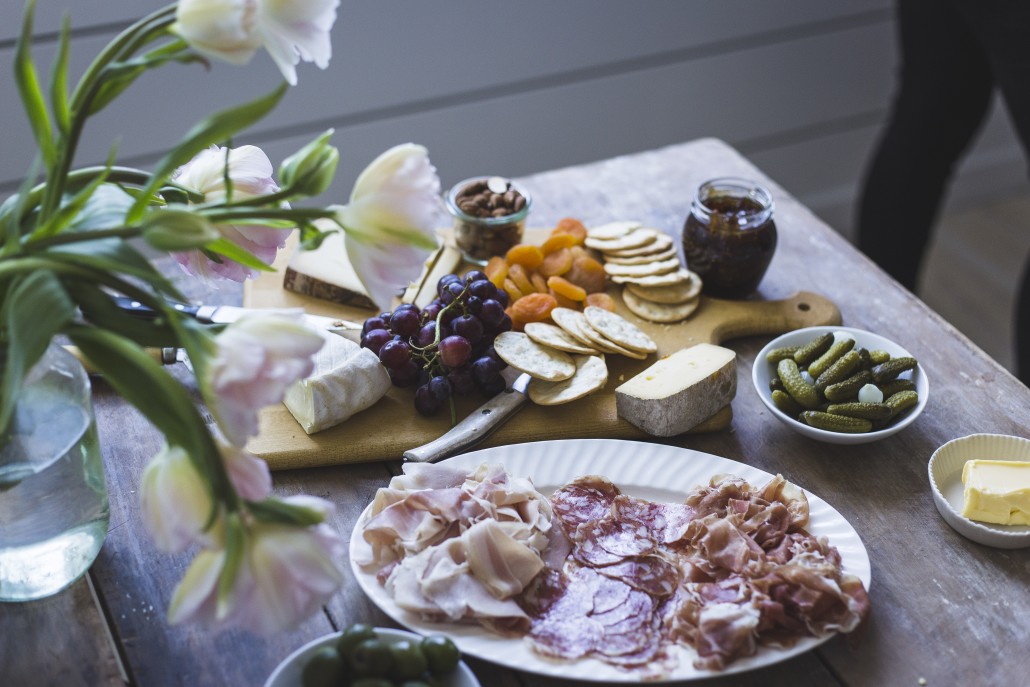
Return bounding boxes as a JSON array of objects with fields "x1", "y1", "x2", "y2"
[{"x1": 243, "y1": 235, "x2": 840, "y2": 469}]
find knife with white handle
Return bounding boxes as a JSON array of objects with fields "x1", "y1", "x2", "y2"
[{"x1": 403, "y1": 367, "x2": 531, "y2": 464}]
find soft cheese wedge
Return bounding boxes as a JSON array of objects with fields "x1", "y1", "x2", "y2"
[
  {"x1": 283, "y1": 230, "x2": 376, "y2": 309},
  {"x1": 960, "y1": 459, "x2": 1030, "y2": 525},
  {"x1": 615, "y1": 343, "x2": 736, "y2": 436},
  {"x1": 283, "y1": 334, "x2": 391, "y2": 434}
]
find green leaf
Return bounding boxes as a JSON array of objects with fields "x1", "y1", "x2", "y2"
[
  {"x1": 247, "y1": 498, "x2": 326, "y2": 527},
  {"x1": 47, "y1": 239, "x2": 185, "y2": 301},
  {"x1": 14, "y1": 0, "x2": 55, "y2": 167},
  {"x1": 205, "y1": 237, "x2": 276, "y2": 273},
  {"x1": 66, "y1": 281, "x2": 178, "y2": 347},
  {"x1": 0, "y1": 271, "x2": 76, "y2": 431},
  {"x1": 88, "y1": 41, "x2": 193, "y2": 116},
  {"x1": 49, "y1": 14, "x2": 72, "y2": 135},
  {"x1": 128, "y1": 83, "x2": 289, "y2": 222},
  {"x1": 0, "y1": 161, "x2": 41, "y2": 254},
  {"x1": 216, "y1": 513, "x2": 246, "y2": 620},
  {"x1": 32, "y1": 157, "x2": 116, "y2": 239},
  {"x1": 141, "y1": 208, "x2": 219, "y2": 251},
  {"x1": 64, "y1": 183, "x2": 135, "y2": 232}
]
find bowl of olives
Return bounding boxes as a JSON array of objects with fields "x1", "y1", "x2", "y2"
[{"x1": 265, "y1": 624, "x2": 480, "y2": 687}]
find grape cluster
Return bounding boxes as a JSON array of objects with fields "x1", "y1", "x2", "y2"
[{"x1": 360, "y1": 270, "x2": 512, "y2": 416}]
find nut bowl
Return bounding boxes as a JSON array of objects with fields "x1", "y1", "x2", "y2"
[
  {"x1": 264, "y1": 627, "x2": 480, "y2": 687},
  {"x1": 752, "y1": 325, "x2": 928, "y2": 445},
  {"x1": 928, "y1": 433, "x2": 1030, "y2": 549}
]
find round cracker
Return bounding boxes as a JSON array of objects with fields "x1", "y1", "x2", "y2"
[
  {"x1": 493, "y1": 332, "x2": 575, "y2": 381},
  {"x1": 602, "y1": 232, "x2": 673, "y2": 257},
  {"x1": 587, "y1": 221, "x2": 641, "y2": 241},
  {"x1": 603, "y1": 256, "x2": 681, "y2": 278},
  {"x1": 622, "y1": 288, "x2": 700, "y2": 323},
  {"x1": 580, "y1": 326, "x2": 649, "y2": 359},
  {"x1": 603, "y1": 247, "x2": 678, "y2": 265},
  {"x1": 610, "y1": 268, "x2": 692, "y2": 287},
  {"x1": 524, "y1": 322, "x2": 600, "y2": 355},
  {"x1": 625, "y1": 271, "x2": 702, "y2": 304},
  {"x1": 550, "y1": 308, "x2": 597, "y2": 347},
  {"x1": 527, "y1": 355, "x2": 608, "y2": 405},
  {"x1": 584, "y1": 228, "x2": 658, "y2": 252},
  {"x1": 583, "y1": 306, "x2": 657, "y2": 353}
]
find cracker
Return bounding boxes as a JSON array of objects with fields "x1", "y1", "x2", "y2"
[
  {"x1": 610, "y1": 268, "x2": 691, "y2": 287},
  {"x1": 622, "y1": 288, "x2": 700, "y2": 323},
  {"x1": 577, "y1": 324, "x2": 649, "y2": 359},
  {"x1": 527, "y1": 355, "x2": 608, "y2": 405},
  {"x1": 602, "y1": 232, "x2": 673, "y2": 257},
  {"x1": 550, "y1": 308, "x2": 598, "y2": 347},
  {"x1": 603, "y1": 256, "x2": 681, "y2": 278},
  {"x1": 603, "y1": 247, "x2": 678, "y2": 265},
  {"x1": 524, "y1": 322, "x2": 600, "y2": 355},
  {"x1": 493, "y1": 332, "x2": 576, "y2": 381},
  {"x1": 625, "y1": 271, "x2": 702, "y2": 304},
  {"x1": 583, "y1": 306, "x2": 658, "y2": 353},
  {"x1": 584, "y1": 228, "x2": 658, "y2": 252},
  {"x1": 587, "y1": 221, "x2": 641, "y2": 241}
]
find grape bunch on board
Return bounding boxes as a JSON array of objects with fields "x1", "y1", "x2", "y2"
[{"x1": 360, "y1": 270, "x2": 513, "y2": 416}]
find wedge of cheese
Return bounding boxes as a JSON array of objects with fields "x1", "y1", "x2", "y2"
[
  {"x1": 960, "y1": 460, "x2": 1030, "y2": 525},
  {"x1": 282, "y1": 333, "x2": 391, "y2": 434},
  {"x1": 283, "y1": 230, "x2": 377, "y2": 309},
  {"x1": 615, "y1": 343, "x2": 736, "y2": 436}
]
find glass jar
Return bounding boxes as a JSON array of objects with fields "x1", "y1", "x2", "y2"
[
  {"x1": 446, "y1": 176, "x2": 531, "y2": 264},
  {"x1": 0, "y1": 342, "x2": 109, "y2": 601},
  {"x1": 681, "y1": 177, "x2": 777, "y2": 299}
]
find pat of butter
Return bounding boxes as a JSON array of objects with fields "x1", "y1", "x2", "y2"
[{"x1": 960, "y1": 460, "x2": 1030, "y2": 526}]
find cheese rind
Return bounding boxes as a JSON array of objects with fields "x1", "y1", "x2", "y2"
[
  {"x1": 960, "y1": 460, "x2": 1030, "y2": 525},
  {"x1": 614, "y1": 343, "x2": 736, "y2": 436},
  {"x1": 282, "y1": 335, "x2": 391, "y2": 434},
  {"x1": 283, "y1": 230, "x2": 376, "y2": 309}
]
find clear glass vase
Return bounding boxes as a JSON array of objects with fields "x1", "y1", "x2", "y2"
[{"x1": 0, "y1": 342, "x2": 109, "y2": 601}]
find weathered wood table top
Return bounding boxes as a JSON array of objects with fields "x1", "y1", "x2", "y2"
[{"x1": 1, "y1": 138, "x2": 1027, "y2": 686}]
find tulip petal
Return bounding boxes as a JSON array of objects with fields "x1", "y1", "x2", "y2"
[{"x1": 346, "y1": 233, "x2": 433, "y2": 312}]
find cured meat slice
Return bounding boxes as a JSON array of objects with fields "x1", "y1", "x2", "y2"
[
  {"x1": 611, "y1": 494, "x2": 697, "y2": 544},
  {"x1": 574, "y1": 517, "x2": 654, "y2": 566},
  {"x1": 551, "y1": 475, "x2": 621, "y2": 533},
  {"x1": 595, "y1": 555, "x2": 680, "y2": 598}
]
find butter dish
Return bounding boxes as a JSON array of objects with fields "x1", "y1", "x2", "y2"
[{"x1": 928, "y1": 433, "x2": 1030, "y2": 549}]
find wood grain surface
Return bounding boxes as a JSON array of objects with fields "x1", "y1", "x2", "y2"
[{"x1": 2, "y1": 138, "x2": 1028, "y2": 687}]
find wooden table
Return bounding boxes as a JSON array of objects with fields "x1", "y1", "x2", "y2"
[{"x1": 1, "y1": 138, "x2": 1027, "y2": 686}]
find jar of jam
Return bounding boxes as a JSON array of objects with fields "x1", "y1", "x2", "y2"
[{"x1": 681, "y1": 177, "x2": 777, "y2": 299}]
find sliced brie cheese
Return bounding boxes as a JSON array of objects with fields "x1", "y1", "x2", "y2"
[
  {"x1": 960, "y1": 459, "x2": 1030, "y2": 525},
  {"x1": 614, "y1": 343, "x2": 736, "y2": 436},
  {"x1": 283, "y1": 334, "x2": 391, "y2": 434}
]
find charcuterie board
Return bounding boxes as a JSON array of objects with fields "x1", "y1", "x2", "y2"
[{"x1": 243, "y1": 232, "x2": 840, "y2": 469}]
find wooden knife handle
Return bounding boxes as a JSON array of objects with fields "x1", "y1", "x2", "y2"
[{"x1": 403, "y1": 388, "x2": 530, "y2": 463}]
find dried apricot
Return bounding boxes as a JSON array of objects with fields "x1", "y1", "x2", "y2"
[
  {"x1": 505, "y1": 243, "x2": 544, "y2": 271},
  {"x1": 551, "y1": 218, "x2": 588, "y2": 243},
  {"x1": 484, "y1": 255, "x2": 509, "y2": 288},
  {"x1": 507, "y1": 263, "x2": 536, "y2": 296},
  {"x1": 585, "y1": 292, "x2": 617, "y2": 312},
  {"x1": 564, "y1": 255, "x2": 606, "y2": 294},
  {"x1": 530, "y1": 272, "x2": 549, "y2": 294},
  {"x1": 548, "y1": 289, "x2": 580, "y2": 310},
  {"x1": 547, "y1": 275, "x2": 587, "y2": 302},
  {"x1": 502, "y1": 277, "x2": 524, "y2": 303},
  {"x1": 511, "y1": 292, "x2": 558, "y2": 325},
  {"x1": 541, "y1": 232, "x2": 580, "y2": 254},
  {"x1": 539, "y1": 247, "x2": 573, "y2": 278}
]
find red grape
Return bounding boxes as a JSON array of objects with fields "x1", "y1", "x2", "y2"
[{"x1": 438, "y1": 335, "x2": 471, "y2": 368}]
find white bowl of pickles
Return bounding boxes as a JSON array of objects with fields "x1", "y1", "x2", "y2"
[{"x1": 752, "y1": 326, "x2": 928, "y2": 445}]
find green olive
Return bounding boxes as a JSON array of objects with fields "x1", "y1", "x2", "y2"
[
  {"x1": 389, "y1": 639, "x2": 428, "y2": 680},
  {"x1": 335, "y1": 623, "x2": 377, "y2": 662},
  {"x1": 349, "y1": 638, "x2": 393, "y2": 678},
  {"x1": 399, "y1": 681, "x2": 434, "y2": 687},
  {"x1": 421, "y1": 635, "x2": 460, "y2": 676},
  {"x1": 301, "y1": 646, "x2": 346, "y2": 687},
  {"x1": 350, "y1": 679, "x2": 393, "y2": 687}
]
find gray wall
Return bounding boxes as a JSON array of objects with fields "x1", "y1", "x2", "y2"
[{"x1": 1, "y1": 1, "x2": 1025, "y2": 240}]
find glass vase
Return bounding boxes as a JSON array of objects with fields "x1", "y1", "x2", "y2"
[{"x1": 0, "y1": 342, "x2": 109, "y2": 601}]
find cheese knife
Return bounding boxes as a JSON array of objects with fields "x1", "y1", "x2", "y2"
[
  {"x1": 112, "y1": 295, "x2": 363, "y2": 335},
  {"x1": 403, "y1": 367, "x2": 532, "y2": 464}
]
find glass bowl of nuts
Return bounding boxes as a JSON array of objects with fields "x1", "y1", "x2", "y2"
[{"x1": 445, "y1": 176, "x2": 531, "y2": 264}]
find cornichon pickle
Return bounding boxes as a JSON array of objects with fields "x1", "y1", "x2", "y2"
[
  {"x1": 871, "y1": 356, "x2": 918, "y2": 383},
  {"x1": 824, "y1": 369, "x2": 873, "y2": 402},
  {"x1": 885, "y1": 389, "x2": 919, "y2": 418},
  {"x1": 766, "y1": 345, "x2": 801, "y2": 364},
  {"x1": 777, "y1": 358, "x2": 821, "y2": 409},
  {"x1": 807, "y1": 338, "x2": 856, "y2": 379},
  {"x1": 869, "y1": 349, "x2": 891, "y2": 365},
  {"x1": 793, "y1": 333, "x2": 834, "y2": 367},
  {"x1": 814, "y1": 350, "x2": 862, "y2": 392},
  {"x1": 772, "y1": 389, "x2": 804, "y2": 418},
  {"x1": 877, "y1": 378, "x2": 916, "y2": 397},
  {"x1": 855, "y1": 347, "x2": 873, "y2": 370},
  {"x1": 800, "y1": 411, "x2": 873, "y2": 433},
  {"x1": 825, "y1": 402, "x2": 892, "y2": 421}
]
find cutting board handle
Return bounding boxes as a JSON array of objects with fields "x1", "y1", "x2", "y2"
[{"x1": 695, "y1": 291, "x2": 842, "y2": 345}]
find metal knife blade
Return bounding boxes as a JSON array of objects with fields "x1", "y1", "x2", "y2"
[
  {"x1": 113, "y1": 296, "x2": 363, "y2": 335},
  {"x1": 403, "y1": 367, "x2": 531, "y2": 464}
]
